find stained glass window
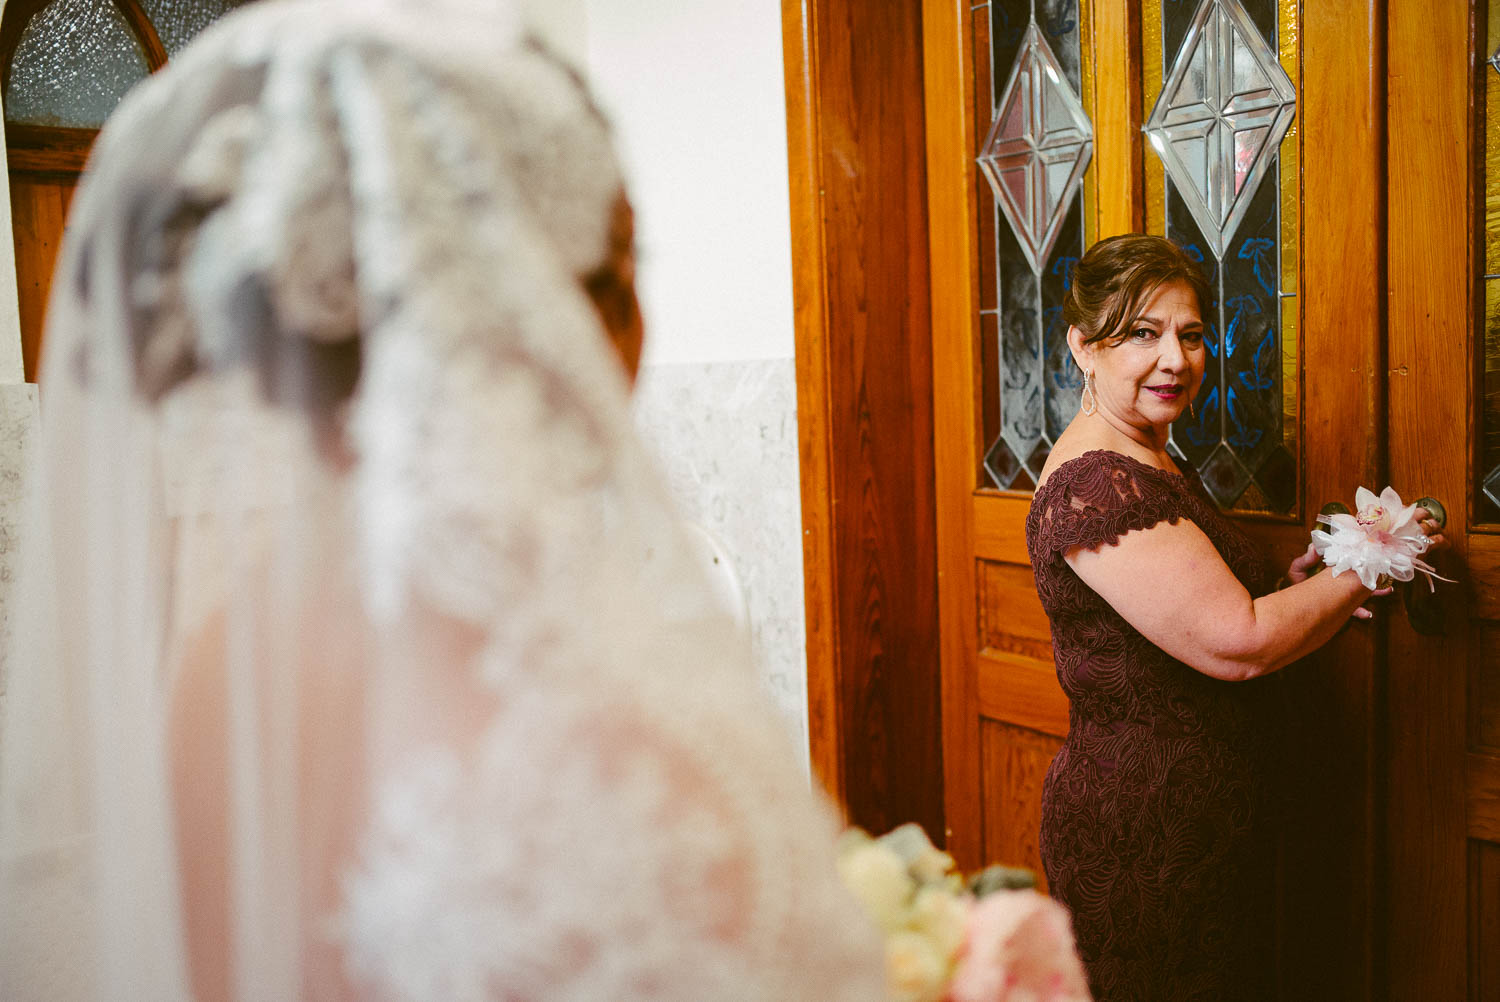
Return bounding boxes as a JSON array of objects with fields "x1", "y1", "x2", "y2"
[
  {"x1": 1143, "y1": 0, "x2": 1299, "y2": 513},
  {"x1": 1481, "y1": 4, "x2": 1500, "y2": 520},
  {"x1": 139, "y1": 0, "x2": 250, "y2": 56},
  {"x1": 5, "y1": 0, "x2": 150, "y2": 127},
  {"x1": 975, "y1": 0, "x2": 1095, "y2": 491},
  {"x1": 4, "y1": 0, "x2": 254, "y2": 129}
]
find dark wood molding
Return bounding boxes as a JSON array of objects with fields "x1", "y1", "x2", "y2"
[
  {"x1": 920, "y1": 0, "x2": 982, "y2": 868},
  {"x1": 782, "y1": 0, "x2": 944, "y2": 840},
  {"x1": 5, "y1": 123, "x2": 94, "y2": 176}
]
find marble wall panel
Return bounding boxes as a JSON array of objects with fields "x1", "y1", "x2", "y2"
[{"x1": 631, "y1": 358, "x2": 809, "y2": 765}]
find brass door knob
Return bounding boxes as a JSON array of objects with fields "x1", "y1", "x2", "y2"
[{"x1": 1406, "y1": 495, "x2": 1447, "y2": 636}]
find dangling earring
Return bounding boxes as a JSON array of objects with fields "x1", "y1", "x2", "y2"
[
  {"x1": 1080, "y1": 370, "x2": 1098, "y2": 416},
  {"x1": 1189, "y1": 398, "x2": 1196, "y2": 419}
]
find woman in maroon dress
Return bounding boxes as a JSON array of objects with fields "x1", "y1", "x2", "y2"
[{"x1": 1025, "y1": 235, "x2": 1443, "y2": 1001}]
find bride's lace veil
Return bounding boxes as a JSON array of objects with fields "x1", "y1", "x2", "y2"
[{"x1": 0, "y1": 2, "x2": 881, "y2": 999}]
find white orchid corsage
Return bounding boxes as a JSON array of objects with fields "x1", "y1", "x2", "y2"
[{"x1": 1310, "y1": 486, "x2": 1453, "y2": 591}]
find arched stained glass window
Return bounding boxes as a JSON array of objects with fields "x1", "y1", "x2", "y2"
[
  {"x1": 2, "y1": 0, "x2": 250, "y2": 382},
  {"x1": 5, "y1": 0, "x2": 150, "y2": 128},
  {"x1": 139, "y1": 0, "x2": 249, "y2": 57}
]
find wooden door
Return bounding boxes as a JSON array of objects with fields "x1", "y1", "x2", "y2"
[
  {"x1": 1386, "y1": 3, "x2": 1500, "y2": 999},
  {"x1": 924, "y1": 0, "x2": 1394, "y2": 996}
]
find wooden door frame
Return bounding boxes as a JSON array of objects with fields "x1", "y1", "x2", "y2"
[
  {"x1": 1386, "y1": 2, "x2": 1472, "y2": 997},
  {"x1": 781, "y1": 0, "x2": 945, "y2": 839}
]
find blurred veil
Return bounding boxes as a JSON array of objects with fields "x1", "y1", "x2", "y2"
[{"x1": 0, "y1": 2, "x2": 882, "y2": 999}]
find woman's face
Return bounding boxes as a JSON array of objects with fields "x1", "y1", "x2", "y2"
[
  {"x1": 1072, "y1": 279, "x2": 1206, "y2": 432},
  {"x1": 585, "y1": 194, "x2": 645, "y2": 385}
]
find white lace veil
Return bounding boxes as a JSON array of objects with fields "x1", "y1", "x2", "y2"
[{"x1": 0, "y1": 2, "x2": 883, "y2": 998}]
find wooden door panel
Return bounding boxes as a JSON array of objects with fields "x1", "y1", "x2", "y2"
[
  {"x1": 9, "y1": 173, "x2": 74, "y2": 382},
  {"x1": 1473, "y1": 842, "x2": 1500, "y2": 1002},
  {"x1": 979, "y1": 720, "x2": 1060, "y2": 893}
]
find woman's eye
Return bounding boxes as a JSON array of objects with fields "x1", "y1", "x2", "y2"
[
  {"x1": 1180, "y1": 329, "x2": 1204, "y2": 344},
  {"x1": 1131, "y1": 328, "x2": 1158, "y2": 341}
]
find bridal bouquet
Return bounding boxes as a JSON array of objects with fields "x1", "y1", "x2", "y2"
[
  {"x1": 836, "y1": 825, "x2": 1090, "y2": 1002},
  {"x1": 1310, "y1": 486, "x2": 1450, "y2": 590}
]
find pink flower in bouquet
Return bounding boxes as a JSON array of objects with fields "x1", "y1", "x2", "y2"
[{"x1": 947, "y1": 890, "x2": 1090, "y2": 1002}]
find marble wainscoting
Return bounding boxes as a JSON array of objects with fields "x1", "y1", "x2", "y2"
[
  {"x1": 0, "y1": 383, "x2": 38, "y2": 713},
  {"x1": 631, "y1": 358, "x2": 809, "y2": 767}
]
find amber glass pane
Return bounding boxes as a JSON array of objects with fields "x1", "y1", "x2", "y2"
[{"x1": 5, "y1": 0, "x2": 149, "y2": 127}]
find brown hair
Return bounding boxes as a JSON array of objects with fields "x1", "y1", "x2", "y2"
[{"x1": 1062, "y1": 234, "x2": 1211, "y2": 345}]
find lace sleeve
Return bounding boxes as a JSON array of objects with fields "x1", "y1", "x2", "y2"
[{"x1": 1030, "y1": 452, "x2": 1184, "y2": 559}]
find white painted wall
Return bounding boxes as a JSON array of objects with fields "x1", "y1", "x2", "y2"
[
  {"x1": 522, "y1": 2, "x2": 812, "y2": 765},
  {"x1": 527, "y1": 0, "x2": 796, "y2": 366}
]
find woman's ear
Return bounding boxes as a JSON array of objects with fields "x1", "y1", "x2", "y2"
[{"x1": 1066, "y1": 325, "x2": 1090, "y2": 373}]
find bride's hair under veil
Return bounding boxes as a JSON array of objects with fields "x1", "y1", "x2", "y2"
[{"x1": 0, "y1": 2, "x2": 884, "y2": 1000}]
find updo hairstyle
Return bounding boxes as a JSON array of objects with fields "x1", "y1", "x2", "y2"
[{"x1": 1062, "y1": 234, "x2": 1211, "y2": 347}]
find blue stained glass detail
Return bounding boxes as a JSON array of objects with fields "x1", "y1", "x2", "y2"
[
  {"x1": 990, "y1": 2, "x2": 1030, "y2": 100},
  {"x1": 1042, "y1": 202, "x2": 1084, "y2": 441},
  {"x1": 1157, "y1": 0, "x2": 1293, "y2": 513},
  {"x1": 1220, "y1": 171, "x2": 1281, "y2": 472},
  {"x1": 1167, "y1": 184, "x2": 1222, "y2": 469},
  {"x1": 998, "y1": 222, "x2": 1045, "y2": 463},
  {"x1": 1037, "y1": 0, "x2": 1082, "y2": 92}
]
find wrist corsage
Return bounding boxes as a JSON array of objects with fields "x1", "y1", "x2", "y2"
[{"x1": 1310, "y1": 486, "x2": 1453, "y2": 591}]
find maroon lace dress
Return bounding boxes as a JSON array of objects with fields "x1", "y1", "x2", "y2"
[{"x1": 1025, "y1": 450, "x2": 1282, "y2": 1002}]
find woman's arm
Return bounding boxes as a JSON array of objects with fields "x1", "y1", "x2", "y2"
[{"x1": 1065, "y1": 518, "x2": 1374, "y2": 681}]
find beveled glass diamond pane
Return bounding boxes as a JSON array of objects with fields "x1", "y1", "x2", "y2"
[
  {"x1": 985, "y1": 436, "x2": 1025, "y2": 491},
  {"x1": 1197, "y1": 444, "x2": 1253, "y2": 508},
  {"x1": 6, "y1": 0, "x2": 149, "y2": 127},
  {"x1": 1169, "y1": 28, "x2": 1213, "y2": 117},
  {"x1": 1221, "y1": 181, "x2": 1284, "y2": 494},
  {"x1": 1233, "y1": 126, "x2": 1269, "y2": 193},
  {"x1": 997, "y1": 77, "x2": 1030, "y2": 143},
  {"x1": 1144, "y1": 0, "x2": 1295, "y2": 259},
  {"x1": 977, "y1": 1, "x2": 1087, "y2": 496},
  {"x1": 979, "y1": 22, "x2": 1094, "y2": 274},
  {"x1": 1484, "y1": 465, "x2": 1500, "y2": 515}
]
